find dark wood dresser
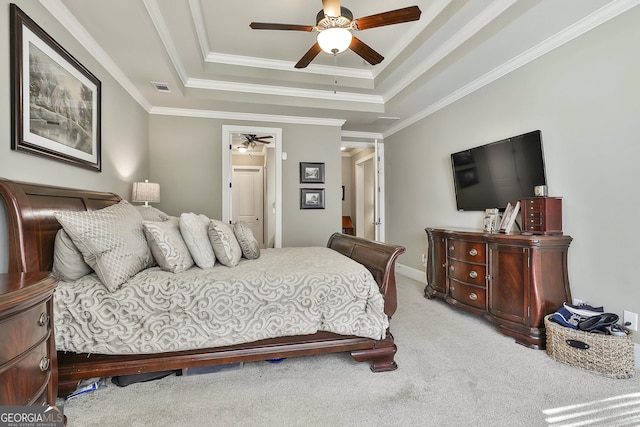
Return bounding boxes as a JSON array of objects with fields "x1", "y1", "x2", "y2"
[
  {"x1": 425, "y1": 228, "x2": 572, "y2": 349},
  {"x1": 0, "y1": 272, "x2": 58, "y2": 405}
]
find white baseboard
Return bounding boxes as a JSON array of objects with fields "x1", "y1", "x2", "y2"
[
  {"x1": 395, "y1": 263, "x2": 426, "y2": 284},
  {"x1": 395, "y1": 263, "x2": 640, "y2": 371}
]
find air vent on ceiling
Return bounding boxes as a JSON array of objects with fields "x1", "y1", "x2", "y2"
[
  {"x1": 372, "y1": 117, "x2": 400, "y2": 126},
  {"x1": 151, "y1": 81, "x2": 171, "y2": 93}
]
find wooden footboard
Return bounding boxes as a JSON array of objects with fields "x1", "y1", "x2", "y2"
[{"x1": 0, "y1": 178, "x2": 405, "y2": 397}]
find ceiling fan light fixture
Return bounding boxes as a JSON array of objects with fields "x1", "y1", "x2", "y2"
[
  {"x1": 317, "y1": 28, "x2": 352, "y2": 54},
  {"x1": 238, "y1": 146, "x2": 247, "y2": 153}
]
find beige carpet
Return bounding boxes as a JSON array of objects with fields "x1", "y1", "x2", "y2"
[{"x1": 60, "y1": 275, "x2": 640, "y2": 426}]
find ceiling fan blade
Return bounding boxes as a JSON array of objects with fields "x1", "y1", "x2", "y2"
[
  {"x1": 322, "y1": 0, "x2": 341, "y2": 17},
  {"x1": 353, "y1": 6, "x2": 422, "y2": 30},
  {"x1": 254, "y1": 136, "x2": 273, "y2": 143},
  {"x1": 250, "y1": 22, "x2": 314, "y2": 32},
  {"x1": 295, "y1": 43, "x2": 322, "y2": 68},
  {"x1": 349, "y1": 37, "x2": 384, "y2": 65}
]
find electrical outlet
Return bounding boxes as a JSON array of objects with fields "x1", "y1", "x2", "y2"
[{"x1": 623, "y1": 310, "x2": 638, "y2": 332}]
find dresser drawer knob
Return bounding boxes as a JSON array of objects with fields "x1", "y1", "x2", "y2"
[
  {"x1": 448, "y1": 245, "x2": 455, "y2": 252},
  {"x1": 39, "y1": 356, "x2": 50, "y2": 372},
  {"x1": 469, "y1": 270, "x2": 478, "y2": 279},
  {"x1": 38, "y1": 312, "x2": 49, "y2": 327},
  {"x1": 449, "y1": 265, "x2": 455, "y2": 272},
  {"x1": 450, "y1": 285, "x2": 455, "y2": 293},
  {"x1": 469, "y1": 293, "x2": 478, "y2": 301},
  {"x1": 442, "y1": 263, "x2": 446, "y2": 268},
  {"x1": 469, "y1": 248, "x2": 478, "y2": 256}
]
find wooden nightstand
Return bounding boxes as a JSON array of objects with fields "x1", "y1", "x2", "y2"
[{"x1": 0, "y1": 272, "x2": 58, "y2": 405}]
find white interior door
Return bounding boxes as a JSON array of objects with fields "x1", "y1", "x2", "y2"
[{"x1": 232, "y1": 166, "x2": 264, "y2": 248}]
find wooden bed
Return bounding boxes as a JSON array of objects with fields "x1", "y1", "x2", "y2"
[{"x1": 0, "y1": 178, "x2": 405, "y2": 398}]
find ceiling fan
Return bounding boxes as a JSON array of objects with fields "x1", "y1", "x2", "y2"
[
  {"x1": 249, "y1": 0, "x2": 421, "y2": 68},
  {"x1": 238, "y1": 134, "x2": 273, "y2": 152}
]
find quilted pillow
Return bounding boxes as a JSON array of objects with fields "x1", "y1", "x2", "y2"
[
  {"x1": 54, "y1": 200, "x2": 155, "y2": 292},
  {"x1": 233, "y1": 221, "x2": 260, "y2": 260},
  {"x1": 208, "y1": 219, "x2": 242, "y2": 267},
  {"x1": 143, "y1": 217, "x2": 194, "y2": 273},
  {"x1": 179, "y1": 213, "x2": 216, "y2": 268},
  {"x1": 52, "y1": 229, "x2": 93, "y2": 281},
  {"x1": 135, "y1": 205, "x2": 170, "y2": 222}
]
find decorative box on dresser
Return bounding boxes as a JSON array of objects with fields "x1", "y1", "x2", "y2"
[
  {"x1": 520, "y1": 197, "x2": 563, "y2": 235},
  {"x1": 0, "y1": 272, "x2": 58, "y2": 405},
  {"x1": 425, "y1": 228, "x2": 572, "y2": 349}
]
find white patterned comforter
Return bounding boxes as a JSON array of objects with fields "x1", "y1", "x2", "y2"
[{"x1": 53, "y1": 247, "x2": 389, "y2": 355}]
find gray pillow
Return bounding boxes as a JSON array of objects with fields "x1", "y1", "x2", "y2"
[
  {"x1": 143, "y1": 217, "x2": 194, "y2": 273},
  {"x1": 52, "y1": 229, "x2": 93, "y2": 281},
  {"x1": 179, "y1": 213, "x2": 216, "y2": 268},
  {"x1": 208, "y1": 219, "x2": 242, "y2": 267},
  {"x1": 135, "y1": 205, "x2": 170, "y2": 222},
  {"x1": 233, "y1": 221, "x2": 260, "y2": 260},
  {"x1": 54, "y1": 200, "x2": 155, "y2": 292}
]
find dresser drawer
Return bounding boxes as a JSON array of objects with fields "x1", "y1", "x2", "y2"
[
  {"x1": 449, "y1": 281, "x2": 486, "y2": 310},
  {"x1": 0, "y1": 302, "x2": 49, "y2": 365},
  {"x1": 448, "y1": 259, "x2": 486, "y2": 287},
  {"x1": 0, "y1": 340, "x2": 51, "y2": 406},
  {"x1": 447, "y1": 239, "x2": 486, "y2": 263}
]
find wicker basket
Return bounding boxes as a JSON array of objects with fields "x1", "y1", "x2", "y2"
[{"x1": 544, "y1": 315, "x2": 636, "y2": 379}]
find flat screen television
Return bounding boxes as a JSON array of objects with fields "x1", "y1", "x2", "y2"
[{"x1": 451, "y1": 130, "x2": 546, "y2": 211}]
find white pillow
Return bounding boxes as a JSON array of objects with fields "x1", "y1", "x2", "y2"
[
  {"x1": 135, "y1": 205, "x2": 170, "y2": 222},
  {"x1": 52, "y1": 229, "x2": 93, "y2": 281},
  {"x1": 143, "y1": 218, "x2": 194, "y2": 273},
  {"x1": 208, "y1": 219, "x2": 242, "y2": 267},
  {"x1": 54, "y1": 200, "x2": 155, "y2": 292},
  {"x1": 233, "y1": 221, "x2": 260, "y2": 260},
  {"x1": 179, "y1": 213, "x2": 216, "y2": 268}
]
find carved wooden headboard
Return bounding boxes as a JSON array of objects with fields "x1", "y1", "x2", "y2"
[{"x1": 0, "y1": 178, "x2": 121, "y2": 274}]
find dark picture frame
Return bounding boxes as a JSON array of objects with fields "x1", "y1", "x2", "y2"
[
  {"x1": 300, "y1": 162, "x2": 325, "y2": 183},
  {"x1": 300, "y1": 188, "x2": 325, "y2": 209},
  {"x1": 10, "y1": 4, "x2": 102, "y2": 171}
]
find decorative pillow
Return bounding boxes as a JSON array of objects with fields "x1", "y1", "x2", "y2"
[
  {"x1": 143, "y1": 217, "x2": 194, "y2": 273},
  {"x1": 54, "y1": 200, "x2": 155, "y2": 292},
  {"x1": 52, "y1": 229, "x2": 93, "y2": 281},
  {"x1": 233, "y1": 221, "x2": 260, "y2": 260},
  {"x1": 207, "y1": 219, "x2": 242, "y2": 267},
  {"x1": 135, "y1": 205, "x2": 170, "y2": 222},
  {"x1": 179, "y1": 213, "x2": 216, "y2": 268}
]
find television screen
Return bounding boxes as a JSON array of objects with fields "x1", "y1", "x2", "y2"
[{"x1": 451, "y1": 130, "x2": 546, "y2": 211}]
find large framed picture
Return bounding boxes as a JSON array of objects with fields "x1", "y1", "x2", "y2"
[
  {"x1": 300, "y1": 188, "x2": 325, "y2": 209},
  {"x1": 10, "y1": 4, "x2": 102, "y2": 171},
  {"x1": 300, "y1": 162, "x2": 325, "y2": 183}
]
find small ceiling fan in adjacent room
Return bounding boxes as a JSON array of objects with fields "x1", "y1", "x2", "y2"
[
  {"x1": 238, "y1": 134, "x2": 273, "y2": 152},
  {"x1": 249, "y1": 0, "x2": 421, "y2": 68}
]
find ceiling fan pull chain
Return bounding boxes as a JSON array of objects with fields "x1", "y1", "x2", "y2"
[{"x1": 333, "y1": 52, "x2": 338, "y2": 94}]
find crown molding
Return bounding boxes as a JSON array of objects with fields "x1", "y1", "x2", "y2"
[
  {"x1": 39, "y1": 0, "x2": 152, "y2": 111},
  {"x1": 149, "y1": 107, "x2": 346, "y2": 127},
  {"x1": 383, "y1": 0, "x2": 640, "y2": 138},
  {"x1": 341, "y1": 131, "x2": 383, "y2": 141},
  {"x1": 185, "y1": 78, "x2": 383, "y2": 104},
  {"x1": 383, "y1": 0, "x2": 518, "y2": 102},
  {"x1": 205, "y1": 52, "x2": 374, "y2": 80}
]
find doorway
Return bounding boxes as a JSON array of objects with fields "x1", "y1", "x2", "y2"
[
  {"x1": 222, "y1": 125, "x2": 282, "y2": 248},
  {"x1": 342, "y1": 140, "x2": 385, "y2": 242},
  {"x1": 232, "y1": 166, "x2": 264, "y2": 247}
]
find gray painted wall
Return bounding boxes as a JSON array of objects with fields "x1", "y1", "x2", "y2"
[
  {"x1": 0, "y1": 0, "x2": 149, "y2": 273},
  {"x1": 385, "y1": 6, "x2": 640, "y2": 342},
  {"x1": 149, "y1": 115, "x2": 342, "y2": 247}
]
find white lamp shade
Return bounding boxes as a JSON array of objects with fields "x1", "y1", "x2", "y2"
[
  {"x1": 317, "y1": 28, "x2": 353, "y2": 54},
  {"x1": 132, "y1": 180, "x2": 160, "y2": 205}
]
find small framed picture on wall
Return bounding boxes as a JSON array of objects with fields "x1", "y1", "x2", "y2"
[
  {"x1": 300, "y1": 188, "x2": 325, "y2": 209},
  {"x1": 300, "y1": 162, "x2": 325, "y2": 183}
]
